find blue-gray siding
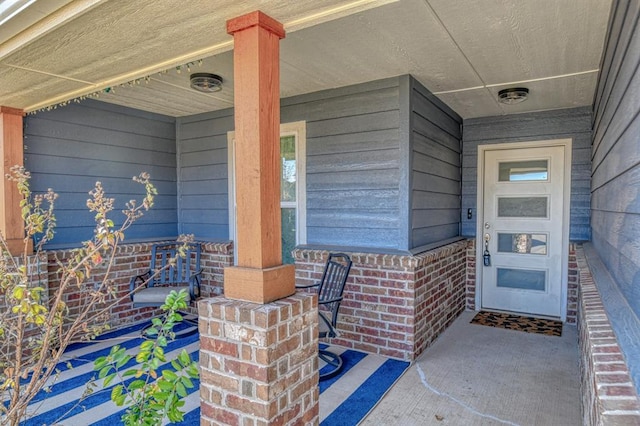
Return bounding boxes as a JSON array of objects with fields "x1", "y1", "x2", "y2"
[
  {"x1": 407, "y1": 77, "x2": 462, "y2": 249},
  {"x1": 177, "y1": 109, "x2": 232, "y2": 238},
  {"x1": 590, "y1": 0, "x2": 640, "y2": 391},
  {"x1": 461, "y1": 107, "x2": 592, "y2": 241},
  {"x1": 177, "y1": 76, "x2": 465, "y2": 252},
  {"x1": 177, "y1": 78, "x2": 403, "y2": 250},
  {"x1": 24, "y1": 100, "x2": 177, "y2": 247},
  {"x1": 283, "y1": 78, "x2": 401, "y2": 250}
]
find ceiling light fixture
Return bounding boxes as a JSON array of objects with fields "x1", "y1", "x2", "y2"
[
  {"x1": 190, "y1": 73, "x2": 223, "y2": 93},
  {"x1": 498, "y1": 87, "x2": 529, "y2": 105}
]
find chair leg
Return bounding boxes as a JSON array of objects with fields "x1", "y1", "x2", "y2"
[{"x1": 319, "y1": 347, "x2": 343, "y2": 380}]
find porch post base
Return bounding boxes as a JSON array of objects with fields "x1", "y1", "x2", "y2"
[
  {"x1": 198, "y1": 294, "x2": 319, "y2": 425},
  {"x1": 224, "y1": 264, "x2": 295, "y2": 304}
]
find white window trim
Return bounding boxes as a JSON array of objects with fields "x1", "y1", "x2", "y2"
[{"x1": 227, "y1": 121, "x2": 307, "y2": 263}]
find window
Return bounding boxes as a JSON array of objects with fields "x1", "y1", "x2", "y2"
[{"x1": 228, "y1": 121, "x2": 306, "y2": 264}]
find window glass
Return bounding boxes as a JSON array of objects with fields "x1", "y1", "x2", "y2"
[
  {"x1": 499, "y1": 160, "x2": 548, "y2": 182},
  {"x1": 497, "y1": 233, "x2": 547, "y2": 255},
  {"x1": 497, "y1": 268, "x2": 546, "y2": 291},
  {"x1": 281, "y1": 135, "x2": 296, "y2": 202},
  {"x1": 498, "y1": 197, "x2": 548, "y2": 218}
]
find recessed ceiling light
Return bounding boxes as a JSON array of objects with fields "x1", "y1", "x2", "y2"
[
  {"x1": 498, "y1": 87, "x2": 529, "y2": 105},
  {"x1": 190, "y1": 73, "x2": 223, "y2": 93}
]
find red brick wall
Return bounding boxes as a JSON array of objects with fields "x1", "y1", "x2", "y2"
[
  {"x1": 466, "y1": 239, "x2": 476, "y2": 310},
  {"x1": 576, "y1": 245, "x2": 640, "y2": 425},
  {"x1": 198, "y1": 294, "x2": 319, "y2": 425},
  {"x1": 294, "y1": 240, "x2": 467, "y2": 361}
]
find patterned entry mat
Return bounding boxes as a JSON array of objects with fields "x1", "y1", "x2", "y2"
[{"x1": 471, "y1": 310, "x2": 563, "y2": 336}]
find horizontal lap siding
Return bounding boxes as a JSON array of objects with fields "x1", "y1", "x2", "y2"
[
  {"x1": 24, "y1": 100, "x2": 177, "y2": 247},
  {"x1": 462, "y1": 107, "x2": 592, "y2": 241},
  {"x1": 176, "y1": 78, "x2": 402, "y2": 249},
  {"x1": 282, "y1": 78, "x2": 401, "y2": 250},
  {"x1": 409, "y1": 78, "x2": 462, "y2": 249},
  {"x1": 177, "y1": 110, "x2": 232, "y2": 239},
  {"x1": 590, "y1": 0, "x2": 640, "y2": 392}
]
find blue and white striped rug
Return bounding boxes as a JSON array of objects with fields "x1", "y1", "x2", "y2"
[{"x1": 19, "y1": 321, "x2": 409, "y2": 425}]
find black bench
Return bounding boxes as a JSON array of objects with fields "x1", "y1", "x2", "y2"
[{"x1": 130, "y1": 242, "x2": 202, "y2": 308}]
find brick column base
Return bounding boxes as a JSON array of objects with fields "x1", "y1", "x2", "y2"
[{"x1": 198, "y1": 294, "x2": 319, "y2": 425}]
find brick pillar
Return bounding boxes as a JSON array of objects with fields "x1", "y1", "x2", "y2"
[
  {"x1": 224, "y1": 11, "x2": 295, "y2": 304},
  {"x1": 199, "y1": 294, "x2": 319, "y2": 425},
  {"x1": 0, "y1": 106, "x2": 32, "y2": 255}
]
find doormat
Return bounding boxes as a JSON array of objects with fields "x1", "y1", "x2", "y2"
[{"x1": 471, "y1": 310, "x2": 563, "y2": 336}]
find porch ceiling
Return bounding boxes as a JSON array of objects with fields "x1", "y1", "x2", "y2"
[{"x1": 0, "y1": 0, "x2": 611, "y2": 119}]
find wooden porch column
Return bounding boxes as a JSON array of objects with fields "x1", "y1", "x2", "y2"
[
  {"x1": 0, "y1": 106, "x2": 30, "y2": 255},
  {"x1": 224, "y1": 11, "x2": 295, "y2": 303}
]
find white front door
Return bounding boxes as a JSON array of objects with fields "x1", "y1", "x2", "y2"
[{"x1": 479, "y1": 142, "x2": 570, "y2": 319}]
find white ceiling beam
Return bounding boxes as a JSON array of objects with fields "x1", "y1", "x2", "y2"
[{"x1": 0, "y1": 0, "x2": 106, "y2": 61}]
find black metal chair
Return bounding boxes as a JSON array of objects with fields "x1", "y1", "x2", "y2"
[
  {"x1": 130, "y1": 242, "x2": 202, "y2": 338},
  {"x1": 297, "y1": 253, "x2": 352, "y2": 380},
  {"x1": 130, "y1": 242, "x2": 202, "y2": 308}
]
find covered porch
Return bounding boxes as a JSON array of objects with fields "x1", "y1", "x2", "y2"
[{"x1": 2, "y1": 0, "x2": 640, "y2": 424}]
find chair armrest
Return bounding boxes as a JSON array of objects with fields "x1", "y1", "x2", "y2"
[
  {"x1": 318, "y1": 296, "x2": 343, "y2": 306},
  {"x1": 130, "y1": 271, "x2": 151, "y2": 301},
  {"x1": 295, "y1": 283, "x2": 320, "y2": 289},
  {"x1": 188, "y1": 273, "x2": 201, "y2": 300}
]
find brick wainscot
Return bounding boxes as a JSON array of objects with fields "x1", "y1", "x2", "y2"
[
  {"x1": 294, "y1": 239, "x2": 467, "y2": 361},
  {"x1": 47, "y1": 241, "x2": 234, "y2": 330}
]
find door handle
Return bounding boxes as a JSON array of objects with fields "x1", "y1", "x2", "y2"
[{"x1": 483, "y1": 233, "x2": 491, "y2": 266}]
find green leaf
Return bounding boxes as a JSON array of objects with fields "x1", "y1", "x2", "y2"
[
  {"x1": 115, "y1": 354, "x2": 131, "y2": 369},
  {"x1": 176, "y1": 382, "x2": 187, "y2": 398},
  {"x1": 150, "y1": 358, "x2": 160, "y2": 370},
  {"x1": 111, "y1": 384, "x2": 124, "y2": 403},
  {"x1": 98, "y1": 365, "x2": 112, "y2": 379},
  {"x1": 136, "y1": 351, "x2": 149, "y2": 363},
  {"x1": 94, "y1": 356, "x2": 107, "y2": 370},
  {"x1": 153, "y1": 346, "x2": 165, "y2": 361},
  {"x1": 157, "y1": 380, "x2": 173, "y2": 391},
  {"x1": 178, "y1": 349, "x2": 190, "y2": 366},
  {"x1": 180, "y1": 376, "x2": 194, "y2": 389},
  {"x1": 115, "y1": 394, "x2": 127, "y2": 406},
  {"x1": 128, "y1": 379, "x2": 146, "y2": 391},
  {"x1": 162, "y1": 370, "x2": 178, "y2": 382},
  {"x1": 103, "y1": 372, "x2": 117, "y2": 387},
  {"x1": 122, "y1": 369, "x2": 137, "y2": 377},
  {"x1": 140, "y1": 340, "x2": 154, "y2": 351}
]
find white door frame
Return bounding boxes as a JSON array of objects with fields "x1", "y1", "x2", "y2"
[{"x1": 475, "y1": 138, "x2": 572, "y2": 320}]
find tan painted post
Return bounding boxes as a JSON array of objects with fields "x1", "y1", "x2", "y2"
[
  {"x1": 0, "y1": 106, "x2": 31, "y2": 255},
  {"x1": 224, "y1": 11, "x2": 295, "y2": 303}
]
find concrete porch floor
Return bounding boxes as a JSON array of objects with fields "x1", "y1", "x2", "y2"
[{"x1": 361, "y1": 310, "x2": 581, "y2": 426}]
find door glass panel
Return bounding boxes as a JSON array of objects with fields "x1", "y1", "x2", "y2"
[
  {"x1": 281, "y1": 135, "x2": 296, "y2": 202},
  {"x1": 498, "y1": 197, "x2": 548, "y2": 218},
  {"x1": 281, "y1": 207, "x2": 296, "y2": 265},
  {"x1": 497, "y1": 233, "x2": 548, "y2": 255},
  {"x1": 499, "y1": 160, "x2": 548, "y2": 182},
  {"x1": 497, "y1": 268, "x2": 546, "y2": 291}
]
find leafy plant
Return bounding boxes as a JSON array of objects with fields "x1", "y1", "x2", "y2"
[
  {"x1": 0, "y1": 166, "x2": 181, "y2": 426},
  {"x1": 94, "y1": 289, "x2": 199, "y2": 425}
]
